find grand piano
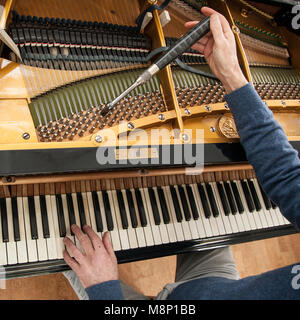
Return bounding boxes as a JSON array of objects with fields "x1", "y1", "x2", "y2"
[{"x1": 0, "y1": 0, "x2": 299, "y2": 278}]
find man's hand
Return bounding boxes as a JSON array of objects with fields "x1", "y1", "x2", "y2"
[
  {"x1": 185, "y1": 7, "x2": 248, "y2": 93},
  {"x1": 63, "y1": 224, "x2": 118, "y2": 289}
]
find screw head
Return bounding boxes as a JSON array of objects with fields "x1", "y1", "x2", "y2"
[
  {"x1": 128, "y1": 122, "x2": 135, "y2": 130},
  {"x1": 94, "y1": 135, "x2": 103, "y2": 143},
  {"x1": 158, "y1": 114, "x2": 165, "y2": 121},
  {"x1": 184, "y1": 109, "x2": 191, "y2": 115},
  {"x1": 210, "y1": 127, "x2": 216, "y2": 133},
  {"x1": 224, "y1": 103, "x2": 229, "y2": 109},
  {"x1": 205, "y1": 106, "x2": 211, "y2": 111},
  {"x1": 22, "y1": 132, "x2": 30, "y2": 140},
  {"x1": 182, "y1": 133, "x2": 189, "y2": 141}
]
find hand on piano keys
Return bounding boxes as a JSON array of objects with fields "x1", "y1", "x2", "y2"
[
  {"x1": 63, "y1": 224, "x2": 118, "y2": 289},
  {"x1": 0, "y1": 176, "x2": 290, "y2": 268}
]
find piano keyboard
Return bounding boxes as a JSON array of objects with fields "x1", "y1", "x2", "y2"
[{"x1": 0, "y1": 175, "x2": 291, "y2": 266}]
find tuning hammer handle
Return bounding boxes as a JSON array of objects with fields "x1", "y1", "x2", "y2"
[{"x1": 154, "y1": 16, "x2": 210, "y2": 71}]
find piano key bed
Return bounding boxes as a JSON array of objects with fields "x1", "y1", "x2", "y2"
[{"x1": 0, "y1": 170, "x2": 296, "y2": 278}]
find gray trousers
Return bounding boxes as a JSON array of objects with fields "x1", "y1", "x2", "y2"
[{"x1": 63, "y1": 246, "x2": 239, "y2": 300}]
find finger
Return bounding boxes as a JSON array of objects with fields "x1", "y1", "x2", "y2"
[
  {"x1": 201, "y1": 7, "x2": 233, "y2": 39},
  {"x1": 191, "y1": 42, "x2": 205, "y2": 54},
  {"x1": 63, "y1": 249, "x2": 80, "y2": 273},
  {"x1": 71, "y1": 224, "x2": 94, "y2": 255},
  {"x1": 201, "y1": 6, "x2": 219, "y2": 17},
  {"x1": 184, "y1": 21, "x2": 199, "y2": 29},
  {"x1": 103, "y1": 232, "x2": 117, "y2": 262},
  {"x1": 63, "y1": 236, "x2": 85, "y2": 264},
  {"x1": 83, "y1": 225, "x2": 103, "y2": 250},
  {"x1": 210, "y1": 14, "x2": 225, "y2": 45}
]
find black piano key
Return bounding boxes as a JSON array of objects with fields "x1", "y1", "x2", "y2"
[
  {"x1": 76, "y1": 192, "x2": 86, "y2": 228},
  {"x1": 271, "y1": 200, "x2": 277, "y2": 209},
  {"x1": 241, "y1": 180, "x2": 255, "y2": 212},
  {"x1": 186, "y1": 185, "x2": 199, "y2": 220},
  {"x1": 55, "y1": 194, "x2": 66, "y2": 237},
  {"x1": 92, "y1": 191, "x2": 103, "y2": 232},
  {"x1": 230, "y1": 181, "x2": 244, "y2": 214},
  {"x1": 0, "y1": 198, "x2": 9, "y2": 242},
  {"x1": 224, "y1": 182, "x2": 238, "y2": 214},
  {"x1": 197, "y1": 183, "x2": 211, "y2": 219},
  {"x1": 148, "y1": 188, "x2": 161, "y2": 225},
  {"x1": 116, "y1": 190, "x2": 129, "y2": 229},
  {"x1": 134, "y1": 189, "x2": 147, "y2": 227},
  {"x1": 178, "y1": 185, "x2": 191, "y2": 221},
  {"x1": 216, "y1": 182, "x2": 230, "y2": 216},
  {"x1": 157, "y1": 187, "x2": 171, "y2": 224},
  {"x1": 102, "y1": 191, "x2": 114, "y2": 231},
  {"x1": 170, "y1": 186, "x2": 183, "y2": 222},
  {"x1": 258, "y1": 184, "x2": 271, "y2": 210},
  {"x1": 39, "y1": 195, "x2": 50, "y2": 238},
  {"x1": 28, "y1": 196, "x2": 38, "y2": 240},
  {"x1": 205, "y1": 183, "x2": 219, "y2": 218},
  {"x1": 126, "y1": 190, "x2": 138, "y2": 228},
  {"x1": 247, "y1": 179, "x2": 262, "y2": 211},
  {"x1": 66, "y1": 193, "x2": 76, "y2": 235},
  {"x1": 11, "y1": 197, "x2": 20, "y2": 241}
]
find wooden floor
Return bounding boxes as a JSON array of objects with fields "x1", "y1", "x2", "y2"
[{"x1": 0, "y1": 233, "x2": 299, "y2": 299}]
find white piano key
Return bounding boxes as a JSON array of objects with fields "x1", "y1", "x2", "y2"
[
  {"x1": 173, "y1": 185, "x2": 192, "y2": 240},
  {"x1": 235, "y1": 180, "x2": 262, "y2": 230},
  {"x1": 231, "y1": 181, "x2": 255, "y2": 231},
  {"x1": 163, "y1": 186, "x2": 184, "y2": 242},
  {"x1": 206, "y1": 182, "x2": 226, "y2": 236},
  {"x1": 199, "y1": 183, "x2": 219, "y2": 236},
  {"x1": 45, "y1": 195, "x2": 58, "y2": 260},
  {"x1": 181, "y1": 185, "x2": 200, "y2": 239},
  {"x1": 111, "y1": 190, "x2": 130, "y2": 250},
  {"x1": 16, "y1": 197, "x2": 28, "y2": 263},
  {"x1": 50, "y1": 195, "x2": 65, "y2": 259},
  {"x1": 121, "y1": 189, "x2": 138, "y2": 249},
  {"x1": 0, "y1": 204, "x2": 7, "y2": 266},
  {"x1": 34, "y1": 196, "x2": 48, "y2": 261},
  {"x1": 250, "y1": 179, "x2": 274, "y2": 228},
  {"x1": 218, "y1": 182, "x2": 239, "y2": 233},
  {"x1": 71, "y1": 192, "x2": 84, "y2": 252},
  {"x1": 188, "y1": 184, "x2": 210, "y2": 238},
  {"x1": 190, "y1": 184, "x2": 213, "y2": 238},
  {"x1": 154, "y1": 187, "x2": 177, "y2": 243},
  {"x1": 6, "y1": 198, "x2": 18, "y2": 265},
  {"x1": 235, "y1": 182, "x2": 252, "y2": 231},
  {"x1": 141, "y1": 188, "x2": 162, "y2": 245},
  {"x1": 210, "y1": 182, "x2": 232, "y2": 234},
  {"x1": 86, "y1": 192, "x2": 102, "y2": 239},
  {"x1": 81, "y1": 192, "x2": 91, "y2": 227},
  {"x1": 151, "y1": 187, "x2": 170, "y2": 244},
  {"x1": 97, "y1": 191, "x2": 114, "y2": 246},
  {"x1": 106, "y1": 190, "x2": 122, "y2": 251},
  {"x1": 131, "y1": 188, "x2": 152, "y2": 247},
  {"x1": 252, "y1": 179, "x2": 276, "y2": 228},
  {"x1": 270, "y1": 207, "x2": 284, "y2": 225},
  {"x1": 22, "y1": 197, "x2": 38, "y2": 262}
]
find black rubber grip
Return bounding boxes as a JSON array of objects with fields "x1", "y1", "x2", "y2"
[{"x1": 155, "y1": 16, "x2": 210, "y2": 70}]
